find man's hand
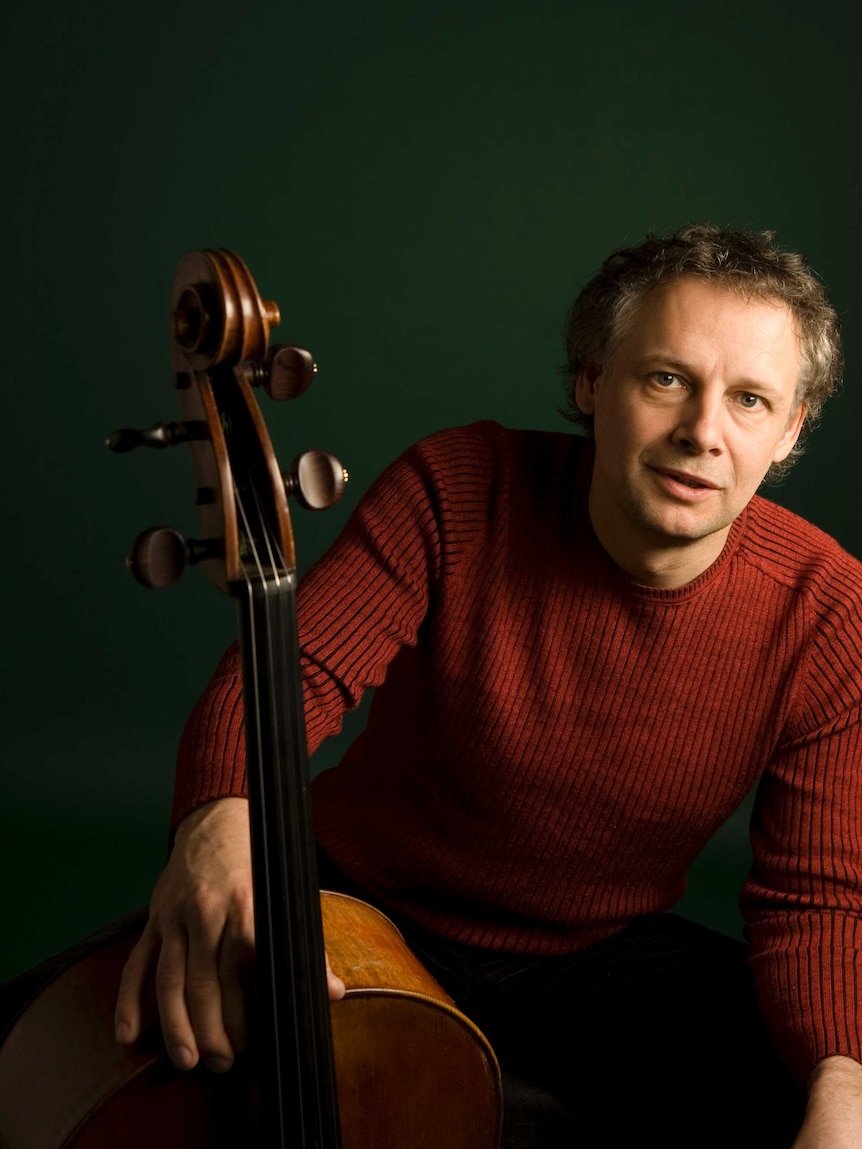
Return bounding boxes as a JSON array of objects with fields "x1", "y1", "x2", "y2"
[
  {"x1": 114, "y1": 797, "x2": 345, "y2": 1072},
  {"x1": 792, "y1": 1056, "x2": 862, "y2": 1148}
]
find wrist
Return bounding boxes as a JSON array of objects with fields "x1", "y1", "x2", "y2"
[
  {"x1": 807, "y1": 1056, "x2": 862, "y2": 1096},
  {"x1": 802, "y1": 1056, "x2": 862, "y2": 1140},
  {"x1": 174, "y1": 797, "x2": 249, "y2": 845}
]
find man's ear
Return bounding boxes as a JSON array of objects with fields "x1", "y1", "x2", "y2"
[
  {"x1": 773, "y1": 402, "x2": 807, "y2": 464},
  {"x1": 574, "y1": 362, "x2": 603, "y2": 415}
]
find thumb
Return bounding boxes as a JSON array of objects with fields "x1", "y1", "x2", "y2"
[{"x1": 325, "y1": 953, "x2": 346, "y2": 1001}]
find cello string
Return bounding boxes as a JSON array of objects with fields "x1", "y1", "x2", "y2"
[
  {"x1": 245, "y1": 476, "x2": 336, "y2": 1141},
  {"x1": 236, "y1": 472, "x2": 338, "y2": 1145},
  {"x1": 233, "y1": 476, "x2": 310, "y2": 1145}
]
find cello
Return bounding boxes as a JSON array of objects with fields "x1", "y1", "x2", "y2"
[{"x1": 0, "y1": 251, "x2": 502, "y2": 1148}]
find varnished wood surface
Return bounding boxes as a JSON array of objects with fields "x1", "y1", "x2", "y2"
[{"x1": 0, "y1": 893, "x2": 501, "y2": 1148}]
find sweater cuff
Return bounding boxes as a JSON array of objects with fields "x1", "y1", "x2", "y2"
[{"x1": 748, "y1": 913, "x2": 862, "y2": 1083}]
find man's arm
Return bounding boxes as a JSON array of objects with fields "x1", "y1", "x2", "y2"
[
  {"x1": 169, "y1": 426, "x2": 475, "y2": 829},
  {"x1": 794, "y1": 1056, "x2": 862, "y2": 1148},
  {"x1": 744, "y1": 540, "x2": 862, "y2": 1085}
]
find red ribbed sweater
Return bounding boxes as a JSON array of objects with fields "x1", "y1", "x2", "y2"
[{"x1": 174, "y1": 421, "x2": 862, "y2": 1081}]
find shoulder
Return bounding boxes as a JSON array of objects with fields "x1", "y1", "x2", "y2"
[
  {"x1": 403, "y1": 421, "x2": 586, "y2": 505},
  {"x1": 741, "y1": 495, "x2": 862, "y2": 604},
  {"x1": 364, "y1": 421, "x2": 585, "y2": 572},
  {"x1": 375, "y1": 421, "x2": 583, "y2": 505},
  {"x1": 742, "y1": 497, "x2": 862, "y2": 702},
  {"x1": 409, "y1": 420, "x2": 581, "y2": 469}
]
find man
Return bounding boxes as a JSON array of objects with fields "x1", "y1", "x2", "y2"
[{"x1": 115, "y1": 224, "x2": 862, "y2": 1147}]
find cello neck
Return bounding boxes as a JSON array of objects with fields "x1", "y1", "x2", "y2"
[{"x1": 236, "y1": 569, "x2": 341, "y2": 1149}]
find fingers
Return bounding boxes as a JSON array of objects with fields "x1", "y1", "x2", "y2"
[
  {"x1": 150, "y1": 893, "x2": 241, "y2": 1073},
  {"x1": 154, "y1": 927, "x2": 199, "y2": 1069},
  {"x1": 117, "y1": 906, "x2": 343, "y2": 1073},
  {"x1": 218, "y1": 888, "x2": 256, "y2": 1054},
  {"x1": 115, "y1": 891, "x2": 249, "y2": 1070},
  {"x1": 115, "y1": 924, "x2": 160, "y2": 1044},
  {"x1": 326, "y1": 952, "x2": 346, "y2": 1001}
]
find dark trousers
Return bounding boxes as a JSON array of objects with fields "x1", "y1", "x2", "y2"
[{"x1": 317, "y1": 853, "x2": 804, "y2": 1149}]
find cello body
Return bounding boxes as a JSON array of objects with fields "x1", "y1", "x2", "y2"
[{"x1": 0, "y1": 893, "x2": 501, "y2": 1148}]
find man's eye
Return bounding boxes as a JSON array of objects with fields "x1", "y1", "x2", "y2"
[
  {"x1": 653, "y1": 372, "x2": 682, "y2": 387},
  {"x1": 739, "y1": 393, "x2": 763, "y2": 409}
]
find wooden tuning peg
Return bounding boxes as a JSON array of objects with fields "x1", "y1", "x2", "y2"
[
  {"x1": 283, "y1": 451, "x2": 348, "y2": 511},
  {"x1": 126, "y1": 528, "x2": 219, "y2": 588},
  {"x1": 242, "y1": 344, "x2": 317, "y2": 402},
  {"x1": 106, "y1": 421, "x2": 207, "y2": 453}
]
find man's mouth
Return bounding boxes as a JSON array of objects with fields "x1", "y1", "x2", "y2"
[
  {"x1": 672, "y1": 473, "x2": 710, "y2": 489},
  {"x1": 650, "y1": 467, "x2": 719, "y2": 491}
]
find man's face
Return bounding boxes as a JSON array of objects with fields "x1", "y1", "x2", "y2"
[{"x1": 575, "y1": 276, "x2": 806, "y2": 587}]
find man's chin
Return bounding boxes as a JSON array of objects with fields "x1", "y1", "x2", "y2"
[{"x1": 637, "y1": 507, "x2": 733, "y2": 548}]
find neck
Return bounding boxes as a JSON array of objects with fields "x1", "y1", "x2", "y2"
[{"x1": 587, "y1": 496, "x2": 732, "y2": 589}]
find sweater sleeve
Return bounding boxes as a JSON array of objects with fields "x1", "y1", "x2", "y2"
[
  {"x1": 171, "y1": 423, "x2": 495, "y2": 829},
  {"x1": 743, "y1": 569, "x2": 862, "y2": 1083}
]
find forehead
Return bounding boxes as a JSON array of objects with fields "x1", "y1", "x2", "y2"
[{"x1": 616, "y1": 277, "x2": 802, "y2": 386}]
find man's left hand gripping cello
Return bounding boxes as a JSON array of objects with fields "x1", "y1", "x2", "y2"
[{"x1": 0, "y1": 251, "x2": 502, "y2": 1149}]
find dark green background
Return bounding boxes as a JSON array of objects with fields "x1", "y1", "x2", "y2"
[{"x1": 2, "y1": 0, "x2": 860, "y2": 983}]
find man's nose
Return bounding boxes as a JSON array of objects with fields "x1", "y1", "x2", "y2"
[{"x1": 671, "y1": 392, "x2": 724, "y2": 454}]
